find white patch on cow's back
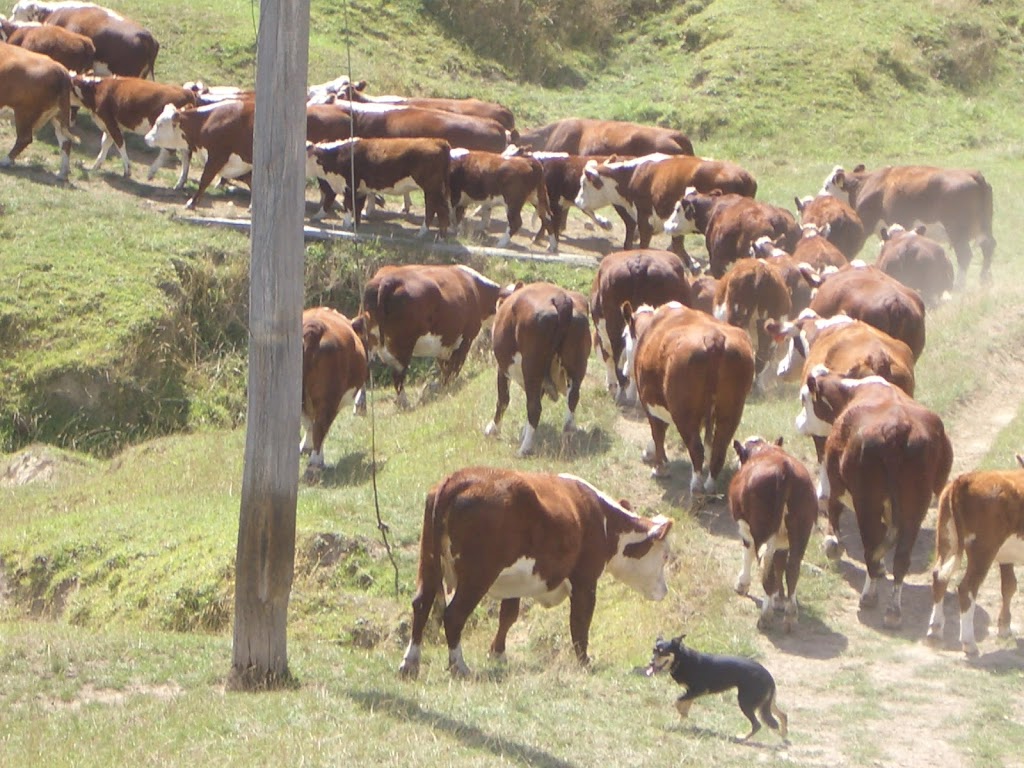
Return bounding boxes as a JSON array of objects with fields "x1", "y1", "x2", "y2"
[
  {"x1": 996, "y1": 535, "x2": 1024, "y2": 565},
  {"x1": 455, "y1": 264, "x2": 500, "y2": 290},
  {"x1": 605, "y1": 152, "x2": 671, "y2": 170},
  {"x1": 487, "y1": 556, "x2": 571, "y2": 606},
  {"x1": 840, "y1": 374, "x2": 892, "y2": 390},
  {"x1": 449, "y1": 147, "x2": 471, "y2": 159},
  {"x1": 558, "y1": 473, "x2": 639, "y2": 519}
]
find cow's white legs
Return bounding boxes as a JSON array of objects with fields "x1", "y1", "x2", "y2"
[
  {"x1": 617, "y1": 378, "x2": 638, "y2": 406},
  {"x1": 959, "y1": 596, "x2": 979, "y2": 656},
  {"x1": 307, "y1": 449, "x2": 325, "y2": 470},
  {"x1": 353, "y1": 387, "x2": 366, "y2": 416},
  {"x1": 90, "y1": 132, "x2": 115, "y2": 171},
  {"x1": 884, "y1": 582, "x2": 904, "y2": 628},
  {"x1": 562, "y1": 407, "x2": 577, "y2": 433},
  {"x1": 299, "y1": 414, "x2": 313, "y2": 454},
  {"x1": 517, "y1": 423, "x2": 536, "y2": 457},
  {"x1": 173, "y1": 149, "x2": 192, "y2": 190},
  {"x1": 703, "y1": 473, "x2": 717, "y2": 494},
  {"x1": 926, "y1": 599, "x2": 946, "y2": 643},
  {"x1": 782, "y1": 595, "x2": 798, "y2": 633},
  {"x1": 448, "y1": 645, "x2": 471, "y2": 677},
  {"x1": 399, "y1": 642, "x2": 421, "y2": 678},
  {"x1": 689, "y1": 470, "x2": 705, "y2": 495},
  {"x1": 484, "y1": 419, "x2": 500, "y2": 437},
  {"x1": 146, "y1": 147, "x2": 171, "y2": 180},
  {"x1": 860, "y1": 574, "x2": 879, "y2": 608},
  {"x1": 758, "y1": 593, "x2": 775, "y2": 630},
  {"x1": 51, "y1": 119, "x2": 72, "y2": 180},
  {"x1": 114, "y1": 140, "x2": 133, "y2": 177},
  {"x1": 496, "y1": 228, "x2": 512, "y2": 248}
]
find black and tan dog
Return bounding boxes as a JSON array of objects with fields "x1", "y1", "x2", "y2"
[{"x1": 646, "y1": 635, "x2": 788, "y2": 742}]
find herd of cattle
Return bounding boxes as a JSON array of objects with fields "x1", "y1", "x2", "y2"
[{"x1": 2, "y1": 2, "x2": 1021, "y2": 677}]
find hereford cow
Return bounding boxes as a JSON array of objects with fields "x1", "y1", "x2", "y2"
[
  {"x1": 667, "y1": 190, "x2": 801, "y2": 278},
  {"x1": 748, "y1": 237, "x2": 817, "y2": 314},
  {"x1": 821, "y1": 164, "x2": 995, "y2": 286},
  {"x1": 353, "y1": 264, "x2": 500, "y2": 408},
  {"x1": 798, "y1": 367, "x2": 953, "y2": 627},
  {"x1": 795, "y1": 193, "x2": 866, "y2": 261},
  {"x1": 690, "y1": 274, "x2": 720, "y2": 315},
  {"x1": 712, "y1": 258, "x2": 792, "y2": 391},
  {"x1": 0, "y1": 41, "x2": 74, "y2": 179},
  {"x1": 877, "y1": 224, "x2": 954, "y2": 307},
  {"x1": 729, "y1": 436, "x2": 817, "y2": 632},
  {"x1": 484, "y1": 282, "x2": 590, "y2": 456},
  {"x1": 624, "y1": 301, "x2": 755, "y2": 493},
  {"x1": 449, "y1": 149, "x2": 555, "y2": 250},
  {"x1": 305, "y1": 137, "x2": 452, "y2": 236},
  {"x1": 927, "y1": 463, "x2": 1024, "y2": 656},
  {"x1": 71, "y1": 74, "x2": 198, "y2": 178},
  {"x1": 519, "y1": 117, "x2": 694, "y2": 156},
  {"x1": 589, "y1": 249, "x2": 693, "y2": 402},
  {"x1": 11, "y1": 1, "x2": 158, "y2": 79},
  {"x1": 0, "y1": 16, "x2": 94, "y2": 72},
  {"x1": 576, "y1": 155, "x2": 758, "y2": 266},
  {"x1": 300, "y1": 307, "x2": 368, "y2": 472},
  {"x1": 332, "y1": 102, "x2": 509, "y2": 152},
  {"x1": 398, "y1": 466, "x2": 673, "y2": 678},
  {"x1": 807, "y1": 263, "x2": 926, "y2": 360},
  {"x1": 144, "y1": 100, "x2": 254, "y2": 207},
  {"x1": 791, "y1": 225, "x2": 848, "y2": 271}
]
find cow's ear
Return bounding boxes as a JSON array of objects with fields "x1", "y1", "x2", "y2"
[
  {"x1": 649, "y1": 516, "x2": 673, "y2": 539},
  {"x1": 605, "y1": 154, "x2": 619, "y2": 164},
  {"x1": 880, "y1": 226, "x2": 891, "y2": 241},
  {"x1": 775, "y1": 436, "x2": 784, "y2": 447},
  {"x1": 794, "y1": 196, "x2": 804, "y2": 212},
  {"x1": 915, "y1": 225, "x2": 927, "y2": 236},
  {"x1": 852, "y1": 163, "x2": 866, "y2": 173},
  {"x1": 798, "y1": 264, "x2": 823, "y2": 288},
  {"x1": 354, "y1": 80, "x2": 368, "y2": 91},
  {"x1": 1017, "y1": 453, "x2": 1024, "y2": 469},
  {"x1": 733, "y1": 440, "x2": 747, "y2": 463},
  {"x1": 618, "y1": 498, "x2": 632, "y2": 511}
]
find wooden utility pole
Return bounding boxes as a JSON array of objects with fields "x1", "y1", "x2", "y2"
[{"x1": 229, "y1": 0, "x2": 310, "y2": 690}]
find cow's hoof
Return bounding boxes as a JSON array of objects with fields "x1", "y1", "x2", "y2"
[
  {"x1": 734, "y1": 580, "x2": 750, "y2": 596},
  {"x1": 483, "y1": 420, "x2": 499, "y2": 437},
  {"x1": 783, "y1": 616, "x2": 795, "y2": 634},
  {"x1": 703, "y1": 475, "x2": 717, "y2": 494},
  {"x1": 756, "y1": 615, "x2": 773, "y2": 631},
  {"x1": 883, "y1": 607, "x2": 902, "y2": 628},
  {"x1": 997, "y1": 622, "x2": 1012, "y2": 639},
  {"x1": 398, "y1": 661, "x2": 419, "y2": 679},
  {"x1": 962, "y1": 642, "x2": 980, "y2": 657},
  {"x1": 925, "y1": 627, "x2": 943, "y2": 646},
  {"x1": 823, "y1": 537, "x2": 844, "y2": 561},
  {"x1": 651, "y1": 464, "x2": 671, "y2": 479},
  {"x1": 448, "y1": 661, "x2": 472, "y2": 679},
  {"x1": 859, "y1": 591, "x2": 879, "y2": 609}
]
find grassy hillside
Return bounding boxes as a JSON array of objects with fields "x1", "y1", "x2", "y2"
[{"x1": 2, "y1": 1, "x2": 1024, "y2": 765}]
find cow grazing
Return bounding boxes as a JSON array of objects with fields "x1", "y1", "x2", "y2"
[
  {"x1": 795, "y1": 193, "x2": 866, "y2": 261},
  {"x1": 797, "y1": 368, "x2": 953, "y2": 627},
  {"x1": 822, "y1": 164, "x2": 995, "y2": 286},
  {"x1": 398, "y1": 467, "x2": 673, "y2": 678},
  {"x1": 71, "y1": 74, "x2": 198, "y2": 178},
  {"x1": 0, "y1": 16, "x2": 94, "y2": 72},
  {"x1": 485, "y1": 282, "x2": 590, "y2": 455},
  {"x1": 11, "y1": 1, "x2": 158, "y2": 79},
  {"x1": 305, "y1": 137, "x2": 452, "y2": 236},
  {"x1": 624, "y1": 301, "x2": 755, "y2": 493},
  {"x1": 877, "y1": 224, "x2": 954, "y2": 307},
  {"x1": 729, "y1": 436, "x2": 817, "y2": 632},
  {"x1": 928, "y1": 464, "x2": 1024, "y2": 656},
  {"x1": 353, "y1": 264, "x2": 500, "y2": 408},
  {"x1": 667, "y1": 190, "x2": 801, "y2": 278},
  {"x1": 300, "y1": 307, "x2": 369, "y2": 472},
  {"x1": 145, "y1": 100, "x2": 254, "y2": 208},
  {"x1": 519, "y1": 117, "x2": 694, "y2": 156},
  {"x1": 589, "y1": 249, "x2": 693, "y2": 402},
  {"x1": 0, "y1": 41, "x2": 74, "y2": 179},
  {"x1": 712, "y1": 258, "x2": 792, "y2": 392},
  {"x1": 807, "y1": 263, "x2": 926, "y2": 360},
  {"x1": 449, "y1": 149, "x2": 556, "y2": 250}
]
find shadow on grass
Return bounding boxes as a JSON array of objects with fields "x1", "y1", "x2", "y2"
[
  {"x1": 345, "y1": 689, "x2": 581, "y2": 768},
  {"x1": 0, "y1": 161, "x2": 73, "y2": 188},
  {"x1": 740, "y1": 594, "x2": 850, "y2": 659},
  {"x1": 307, "y1": 450, "x2": 381, "y2": 487},
  {"x1": 663, "y1": 721, "x2": 788, "y2": 749}
]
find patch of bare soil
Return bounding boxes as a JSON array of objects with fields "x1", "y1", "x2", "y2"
[
  {"x1": 40, "y1": 682, "x2": 182, "y2": 712},
  {"x1": 1, "y1": 451, "x2": 57, "y2": 487}
]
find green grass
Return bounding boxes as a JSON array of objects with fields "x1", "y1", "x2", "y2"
[{"x1": 2, "y1": 0, "x2": 1024, "y2": 765}]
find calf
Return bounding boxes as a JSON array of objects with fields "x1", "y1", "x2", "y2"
[
  {"x1": 797, "y1": 368, "x2": 953, "y2": 627},
  {"x1": 485, "y1": 282, "x2": 590, "y2": 455},
  {"x1": 928, "y1": 464, "x2": 1024, "y2": 656},
  {"x1": 690, "y1": 274, "x2": 720, "y2": 315},
  {"x1": 712, "y1": 258, "x2": 792, "y2": 391},
  {"x1": 144, "y1": 100, "x2": 254, "y2": 208},
  {"x1": 822, "y1": 163, "x2": 995, "y2": 286},
  {"x1": 748, "y1": 238, "x2": 816, "y2": 315},
  {"x1": 12, "y1": 1, "x2": 158, "y2": 79},
  {"x1": 624, "y1": 301, "x2": 754, "y2": 493},
  {"x1": 305, "y1": 137, "x2": 451, "y2": 236},
  {"x1": 353, "y1": 264, "x2": 500, "y2": 408},
  {"x1": 791, "y1": 225, "x2": 848, "y2": 271},
  {"x1": 300, "y1": 307, "x2": 368, "y2": 472},
  {"x1": 449, "y1": 149, "x2": 555, "y2": 250},
  {"x1": 519, "y1": 116, "x2": 694, "y2": 156},
  {"x1": 877, "y1": 224, "x2": 954, "y2": 307},
  {"x1": 807, "y1": 263, "x2": 926, "y2": 360},
  {"x1": 590, "y1": 248, "x2": 693, "y2": 402},
  {"x1": 399, "y1": 467, "x2": 673, "y2": 677},
  {"x1": 668, "y1": 190, "x2": 800, "y2": 278},
  {"x1": 0, "y1": 16, "x2": 94, "y2": 72},
  {"x1": 0, "y1": 41, "x2": 74, "y2": 179},
  {"x1": 71, "y1": 74, "x2": 198, "y2": 178},
  {"x1": 729, "y1": 436, "x2": 817, "y2": 631},
  {"x1": 795, "y1": 193, "x2": 866, "y2": 261}
]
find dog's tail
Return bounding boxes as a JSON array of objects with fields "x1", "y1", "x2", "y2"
[{"x1": 760, "y1": 687, "x2": 788, "y2": 740}]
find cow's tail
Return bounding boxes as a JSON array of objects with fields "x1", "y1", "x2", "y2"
[
  {"x1": 374, "y1": 276, "x2": 401, "y2": 319},
  {"x1": 418, "y1": 472, "x2": 459, "y2": 607},
  {"x1": 533, "y1": 160, "x2": 556, "y2": 236},
  {"x1": 933, "y1": 476, "x2": 963, "y2": 585},
  {"x1": 144, "y1": 34, "x2": 160, "y2": 80},
  {"x1": 673, "y1": 131, "x2": 695, "y2": 156}
]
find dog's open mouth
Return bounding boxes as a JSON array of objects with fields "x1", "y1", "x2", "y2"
[{"x1": 645, "y1": 653, "x2": 673, "y2": 677}]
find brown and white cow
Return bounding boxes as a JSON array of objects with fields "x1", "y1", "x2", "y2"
[
  {"x1": 305, "y1": 137, "x2": 452, "y2": 236},
  {"x1": 449, "y1": 149, "x2": 556, "y2": 250},
  {"x1": 398, "y1": 466, "x2": 673, "y2": 677},
  {"x1": 333, "y1": 102, "x2": 509, "y2": 152},
  {"x1": 667, "y1": 190, "x2": 801, "y2": 278},
  {"x1": 71, "y1": 74, "x2": 198, "y2": 178},
  {"x1": 729, "y1": 436, "x2": 817, "y2": 632},
  {"x1": 928, "y1": 463, "x2": 1024, "y2": 656},
  {"x1": 353, "y1": 264, "x2": 500, "y2": 408},
  {"x1": 11, "y1": 1, "x2": 158, "y2": 79},
  {"x1": 795, "y1": 193, "x2": 866, "y2": 261},
  {"x1": 300, "y1": 307, "x2": 369, "y2": 472},
  {"x1": 485, "y1": 282, "x2": 590, "y2": 456},
  {"x1": 589, "y1": 249, "x2": 693, "y2": 402},
  {"x1": 0, "y1": 16, "x2": 94, "y2": 72},
  {"x1": 821, "y1": 164, "x2": 995, "y2": 286},
  {"x1": 806, "y1": 263, "x2": 926, "y2": 360},
  {"x1": 791, "y1": 225, "x2": 848, "y2": 271},
  {"x1": 877, "y1": 224, "x2": 954, "y2": 307},
  {"x1": 624, "y1": 301, "x2": 755, "y2": 493},
  {"x1": 689, "y1": 274, "x2": 720, "y2": 315},
  {"x1": 0, "y1": 40, "x2": 73, "y2": 178},
  {"x1": 712, "y1": 258, "x2": 792, "y2": 391},
  {"x1": 519, "y1": 117, "x2": 694, "y2": 156},
  {"x1": 748, "y1": 237, "x2": 817, "y2": 315},
  {"x1": 797, "y1": 367, "x2": 953, "y2": 627},
  {"x1": 576, "y1": 155, "x2": 758, "y2": 266}
]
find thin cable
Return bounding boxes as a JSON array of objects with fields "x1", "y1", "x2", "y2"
[{"x1": 343, "y1": 0, "x2": 358, "y2": 234}]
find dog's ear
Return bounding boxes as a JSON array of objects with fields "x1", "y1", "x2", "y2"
[{"x1": 672, "y1": 634, "x2": 686, "y2": 645}]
